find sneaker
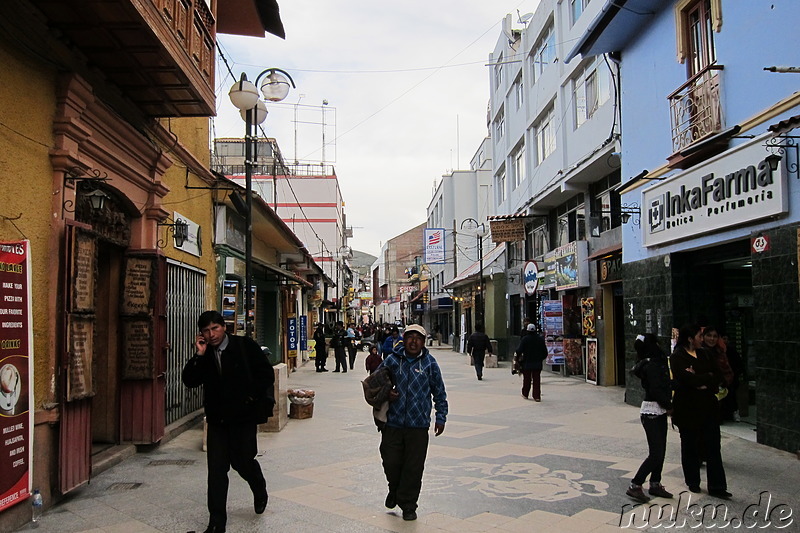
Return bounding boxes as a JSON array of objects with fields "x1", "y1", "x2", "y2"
[
  {"x1": 384, "y1": 493, "x2": 396, "y2": 509},
  {"x1": 648, "y1": 483, "x2": 674, "y2": 498},
  {"x1": 626, "y1": 484, "x2": 651, "y2": 503},
  {"x1": 402, "y1": 509, "x2": 417, "y2": 521}
]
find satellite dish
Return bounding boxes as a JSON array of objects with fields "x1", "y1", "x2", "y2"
[{"x1": 518, "y1": 11, "x2": 533, "y2": 25}]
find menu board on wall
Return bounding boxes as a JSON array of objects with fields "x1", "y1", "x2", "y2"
[
  {"x1": 122, "y1": 257, "x2": 153, "y2": 315},
  {"x1": 67, "y1": 316, "x2": 95, "y2": 400},
  {"x1": 0, "y1": 241, "x2": 33, "y2": 512},
  {"x1": 122, "y1": 319, "x2": 154, "y2": 379}
]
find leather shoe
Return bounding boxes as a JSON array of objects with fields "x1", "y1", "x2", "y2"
[
  {"x1": 254, "y1": 490, "x2": 268, "y2": 514},
  {"x1": 687, "y1": 485, "x2": 701, "y2": 493},
  {"x1": 202, "y1": 526, "x2": 225, "y2": 533}
]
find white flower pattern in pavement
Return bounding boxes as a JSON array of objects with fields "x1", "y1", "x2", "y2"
[{"x1": 433, "y1": 462, "x2": 609, "y2": 502}]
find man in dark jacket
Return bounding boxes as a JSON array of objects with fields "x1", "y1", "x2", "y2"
[
  {"x1": 515, "y1": 323, "x2": 548, "y2": 401},
  {"x1": 466, "y1": 323, "x2": 492, "y2": 380},
  {"x1": 182, "y1": 311, "x2": 274, "y2": 533},
  {"x1": 313, "y1": 323, "x2": 328, "y2": 372}
]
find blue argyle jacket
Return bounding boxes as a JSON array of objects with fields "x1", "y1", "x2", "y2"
[{"x1": 379, "y1": 347, "x2": 448, "y2": 429}]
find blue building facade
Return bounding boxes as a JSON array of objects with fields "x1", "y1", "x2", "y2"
[{"x1": 569, "y1": 0, "x2": 800, "y2": 451}]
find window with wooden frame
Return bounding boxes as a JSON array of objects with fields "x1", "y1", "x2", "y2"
[{"x1": 675, "y1": 0, "x2": 722, "y2": 73}]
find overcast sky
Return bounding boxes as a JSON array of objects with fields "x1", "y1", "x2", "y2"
[{"x1": 214, "y1": 1, "x2": 539, "y2": 257}]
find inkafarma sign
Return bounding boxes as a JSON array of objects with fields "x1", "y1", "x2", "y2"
[{"x1": 642, "y1": 137, "x2": 788, "y2": 247}]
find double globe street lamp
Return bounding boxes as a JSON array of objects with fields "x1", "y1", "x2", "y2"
[
  {"x1": 460, "y1": 218, "x2": 489, "y2": 326},
  {"x1": 228, "y1": 68, "x2": 296, "y2": 337}
]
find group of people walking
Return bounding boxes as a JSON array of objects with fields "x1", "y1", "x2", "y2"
[
  {"x1": 183, "y1": 307, "x2": 744, "y2": 532},
  {"x1": 628, "y1": 324, "x2": 739, "y2": 505}
]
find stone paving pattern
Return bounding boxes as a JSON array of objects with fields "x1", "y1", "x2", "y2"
[{"x1": 15, "y1": 346, "x2": 800, "y2": 532}]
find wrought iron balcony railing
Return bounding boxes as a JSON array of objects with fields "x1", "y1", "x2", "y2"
[{"x1": 668, "y1": 64, "x2": 724, "y2": 154}]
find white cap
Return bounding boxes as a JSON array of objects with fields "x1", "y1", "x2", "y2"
[
  {"x1": 403, "y1": 324, "x2": 427, "y2": 338},
  {"x1": 527, "y1": 323, "x2": 536, "y2": 331}
]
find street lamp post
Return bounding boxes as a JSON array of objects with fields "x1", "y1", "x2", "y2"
[
  {"x1": 460, "y1": 218, "x2": 488, "y2": 326},
  {"x1": 229, "y1": 69, "x2": 296, "y2": 337}
]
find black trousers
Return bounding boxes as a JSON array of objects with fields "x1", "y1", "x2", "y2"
[
  {"x1": 334, "y1": 347, "x2": 347, "y2": 372},
  {"x1": 473, "y1": 353, "x2": 485, "y2": 379},
  {"x1": 206, "y1": 422, "x2": 266, "y2": 527},
  {"x1": 679, "y1": 418, "x2": 727, "y2": 491},
  {"x1": 632, "y1": 414, "x2": 668, "y2": 485},
  {"x1": 348, "y1": 345, "x2": 358, "y2": 369},
  {"x1": 380, "y1": 427, "x2": 429, "y2": 512}
]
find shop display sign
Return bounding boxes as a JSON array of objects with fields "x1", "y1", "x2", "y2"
[
  {"x1": 0, "y1": 240, "x2": 32, "y2": 512},
  {"x1": 542, "y1": 241, "x2": 589, "y2": 290},
  {"x1": 287, "y1": 315, "x2": 298, "y2": 358},
  {"x1": 423, "y1": 228, "x2": 446, "y2": 264},
  {"x1": 523, "y1": 261, "x2": 540, "y2": 295},
  {"x1": 299, "y1": 316, "x2": 307, "y2": 351},
  {"x1": 642, "y1": 137, "x2": 788, "y2": 247},
  {"x1": 581, "y1": 298, "x2": 596, "y2": 337},
  {"x1": 172, "y1": 211, "x2": 201, "y2": 257},
  {"x1": 490, "y1": 218, "x2": 525, "y2": 243}
]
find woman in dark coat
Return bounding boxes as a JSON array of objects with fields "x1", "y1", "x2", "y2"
[
  {"x1": 626, "y1": 334, "x2": 673, "y2": 503},
  {"x1": 670, "y1": 324, "x2": 731, "y2": 499},
  {"x1": 515, "y1": 324, "x2": 547, "y2": 401}
]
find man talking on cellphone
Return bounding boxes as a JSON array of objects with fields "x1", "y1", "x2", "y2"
[{"x1": 182, "y1": 311, "x2": 275, "y2": 533}]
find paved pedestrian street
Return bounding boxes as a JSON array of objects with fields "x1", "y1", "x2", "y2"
[{"x1": 16, "y1": 347, "x2": 800, "y2": 532}]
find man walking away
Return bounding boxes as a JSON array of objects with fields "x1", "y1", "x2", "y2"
[
  {"x1": 377, "y1": 324, "x2": 448, "y2": 521},
  {"x1": 313, "y1": 322, "x2": 328, "y2": 372},
  {"x1": 466, "y1": 323, "x2": 492, "y2": 381},
  {"x1": 516, "y1": 323, "x2": 548, "y2": 401},
  {"x1": 182, "y1": 311, "x2": 274, "y2": 533}
]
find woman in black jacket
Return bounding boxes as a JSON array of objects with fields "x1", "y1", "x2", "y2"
[
  {"x1": 626, "y1": 334, "x2": 673, "y2": 503},
  {"x1": 670, "y1": 324, "x2": 731, "y2": 499}
]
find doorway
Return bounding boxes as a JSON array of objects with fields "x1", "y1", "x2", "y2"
[{"x1": 91, "y1": 241, "x2": 123, "y2": 450}]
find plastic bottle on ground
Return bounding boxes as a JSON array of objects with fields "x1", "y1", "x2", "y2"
[{"x1": 31, "y1": 489, "x2": 43, "y2": 523}]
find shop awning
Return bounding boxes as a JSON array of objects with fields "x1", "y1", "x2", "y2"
[
  {"x1": 444, "y1": 243, "x2": 506, "y2": 289},
  {"x1": 587, "y1": 244, "x2": 622, "y2": 261},
  {"x1": 258, "y1": 261, "x2": 313, "y2": 287}
]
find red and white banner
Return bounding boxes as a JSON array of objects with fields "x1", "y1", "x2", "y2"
[{"x1": 0, "y1": 241, "x2": 33, "y2": 512}]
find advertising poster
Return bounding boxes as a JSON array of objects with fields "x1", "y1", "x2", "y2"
[
  {"x1": 423, "y1": 228, "x2": 446, "y2": 264},
  {"x1": 564, "y1": 338, "x2": 583, "y2": 376},
  {"x1": 0, "y1": 240, "x2": 33, "y2": 512},
  {"x1": 287, "y1": 315, "x2": 298, "y2": 359},
  {"x1": 299, "y1": 316, "x2": 307, "y2": 351},
  {"x1": 545, "y1": 335, "x2": 565, "y2": 366},
  {"x1": 541, "y1": 300, "x2": 563, "y2": 335},
  {"x1": 585, "y1": 338, "x2": 598, "y2": 385},
  {"x1": 581, "y1": 297, "x2": 596, "y2": 337}
]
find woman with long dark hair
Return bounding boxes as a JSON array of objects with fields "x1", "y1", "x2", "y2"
[
  {"x1": 670, "y1": 324, "x2": 731, "y2": 499},
  {"x1": 626, "y1": 334, "x2": 674, "y2": 503}
]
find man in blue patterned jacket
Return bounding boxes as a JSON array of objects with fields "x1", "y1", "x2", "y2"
[{"x1": 377, "y1": 324, "x2": 448, "y2": 521}]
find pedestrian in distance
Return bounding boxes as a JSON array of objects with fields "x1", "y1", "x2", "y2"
[
  {"x1": 627, "y1": 334, "x2": 674, "y2": 504},
  {"x1": 331, "y1": 321, "x2": 348, "y2": 373},
  {"x1": 376, "y1": 324, "x2": 448, "y2": 521},
  {"x1": 381, "y1": 326, "x2": 403, "y2": 358},
  {"x1": 670, "y1": 323, "x2": 732, "y2": 500},
  {"x1": 313, "y1": 322, "x2": 328, "y2": 372},
  {"x1": 181, "y1": 310, "x2": 275, "y2": 533},
  {"x1": 346, "y1": 322, "x2": 358, "y2": 370},
  {"x1": 466, "y1": 323, "x2": 492, "y2": 380},
  {"x1": 365, "y1": 344, "x2": 383, "y2": 375},
  {"x1": 515, "y1": 323, "x2": 547, "y2": 401}
]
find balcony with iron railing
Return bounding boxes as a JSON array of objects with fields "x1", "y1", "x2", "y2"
[{"x1": 668, "y1": 64, "x2": 724, "y2": 155}]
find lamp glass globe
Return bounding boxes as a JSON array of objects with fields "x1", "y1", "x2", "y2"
[
  {"x1": 229, "y1": 79, "x2": 259, "y2": 111},
  {"x1": 240, "y1": 100, "x2": 268, "y2": 125},
  {"x1": 260, "y1": 71, "x2": 291, "y2": 102}
]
